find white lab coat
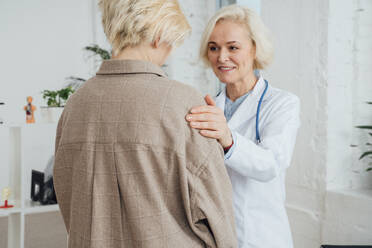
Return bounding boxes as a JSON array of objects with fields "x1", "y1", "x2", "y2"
[{"x1": 215, "y1": 76, "x2": 300, "y2": 248}]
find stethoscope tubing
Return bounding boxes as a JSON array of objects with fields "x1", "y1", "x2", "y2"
[{"x1": 255, "y1": 79, "x2": 269, "y2": 144}]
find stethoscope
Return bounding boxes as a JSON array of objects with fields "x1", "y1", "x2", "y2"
[
  {"x1": 255, "y1": 79, "x2": 269, "y2": 144},
  {"x1": 218, "y1": 79, "x2": 269, "y2": 144}
]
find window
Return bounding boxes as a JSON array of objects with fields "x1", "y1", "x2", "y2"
[
  {"x1": 219, "y1": 0, "x2": 236, "y2": 8},
  {"x1": 218, "y1": 0, "x2": 261, "y2": 14}
]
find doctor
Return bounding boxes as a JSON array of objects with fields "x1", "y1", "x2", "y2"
[{"x1": 186, "y1": 5, "x2": 300, "y2": 248}]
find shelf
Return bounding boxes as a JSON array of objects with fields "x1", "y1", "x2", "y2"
[
  {"x1": 0, "y1": 201, "x2": 22, "y2": 217},
  {"x1": 23, "y1": 200, "x2": 59, "y2": 215},
  {"x1": 0, "y1": 200, "x2": 59, "y2": 217},
  {"x1": 1, "y1": 123, "x2": 61, "y2": 248},
  {"x1": 0, "y1": 122, "x2": 59, "y2": 128}
]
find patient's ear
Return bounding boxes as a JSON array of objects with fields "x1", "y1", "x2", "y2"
[{"x1": 152, "y1": 37, "x2": 161, "y2": 48}]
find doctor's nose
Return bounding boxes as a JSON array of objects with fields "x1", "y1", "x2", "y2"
[{"x1": 217, "y1": 48, "x2": 229, "y2": 63}]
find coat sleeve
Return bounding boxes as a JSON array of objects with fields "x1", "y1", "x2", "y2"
[
  {"x1": 225, "y1": 95, "x2": 300, "y2": 182},
  {"x1": 53, "y1": 110, "x2": 72, "y2": 233},
  {"x1": 55, "y1": 110, "x2": 64, "y2": 154},
  {"x1": 179, "y1": 85, "x2": 237, "y2": 247},
  {"x1": 187, "y1": 142, "x2": 237, "y2": 248}
]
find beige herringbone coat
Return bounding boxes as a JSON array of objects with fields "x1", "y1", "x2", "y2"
[{"x1": 53, "y1": 60, "x2": 237, "y2": 248}]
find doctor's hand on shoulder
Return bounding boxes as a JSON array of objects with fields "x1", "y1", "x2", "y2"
[{"x1": 186, "y1": 94, "x2": 233, "y2": 149}]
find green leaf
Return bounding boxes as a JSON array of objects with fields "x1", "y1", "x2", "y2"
[
  {"x1": 84, "y1": 45, "x2": 111, "y2": 60},
  {"x1": 359, "y1": 151, "x2": 372, "y2": 160},
  {"x1": 66, "y1": 76, "x2": 86, "y2": 82},
  {"x1": 366, "y1": 168, "x2": 372, "y2": 172},
  {"x1": 42, "y1": 86, "x2": 74, "y2": 107},
  {"x1": 356, "y1": 125, "x2": 372, "y2": 130},
  {"x1": 65, "y1": 76, "x2": 86, "y2": 91},
  {"x1": 42, "y1": 89, "x2": 59, "y2": 107},
  {"x1": 58, "y1": 87, "x2": 74, "y2": 101},
  {"x1": 366, "y1": 101, "x2": 372, "y2": 105}
]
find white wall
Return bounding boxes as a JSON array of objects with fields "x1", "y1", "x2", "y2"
[
  {"x1": 166, "y1": 0, "x2": 219, "y2": 95},
  {"x1": 327, "y1": 0, "x2": 372, "y2": 191},
  {"x1": 262, "y1": 0, "x2": 372, "y2": 246},
  {"x1": 350, "y1": 0, "x2": 372, "y2": 189},
  {"x1": 0, "y1": 0, "x2": 97, "y2": 125},
  {"x1": 0, "y1": 128, "x2": 10, "y2": 198},
  {"x1": 0, "y1": 0, "x2": 219, "y2": 126},
  {"x1": 262, "y1": 0, "x2": 328, "y2": 246},
  {"x1": 322, "y1": 0, "x2": 372, "y2": 244},
  {"x1": 236, "y1": 0, "x2": 261, "y2": 14}
]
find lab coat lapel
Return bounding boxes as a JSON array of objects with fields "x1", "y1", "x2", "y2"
[
  {"x1": 227, "y1": 77, "x2": 267, "y2": 130},
  {"x1": 215, "y1": 87, "x2": 226, "y2": 112}
]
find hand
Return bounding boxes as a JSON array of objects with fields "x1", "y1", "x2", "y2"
[{"x1": 186, "y1": 94, "x2": 233, "y2": 148}]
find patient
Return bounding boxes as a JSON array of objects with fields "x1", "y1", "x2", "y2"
[{"x1": 53, "y1": 0, "x2": 237, "y2": 247}]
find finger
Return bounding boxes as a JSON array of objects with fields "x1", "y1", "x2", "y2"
[
  {"x1": 199, "y1": 130, "x2": 221, "y2": 139},
  {"x1": 186, "y1": 113, "x2": 219, "y2": 122},
  {"x1": 204, "y1": 94, "x2": 216, "y2": 106},
  {"x1": 190, "y1": 105, "x2": 221, "y2": 114},
  {"x1": 189, "y1": 121, "x2": 218, "y2": 131}
]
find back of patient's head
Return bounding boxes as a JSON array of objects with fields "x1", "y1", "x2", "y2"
[{"x1": 99, "y1": 0, "x2": 191, "y2": 56}]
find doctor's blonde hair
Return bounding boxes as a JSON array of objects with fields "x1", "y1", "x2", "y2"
[
  {"x1": 99, "y1": 0, "x2": 191, "y2": 55},
  {"x1": 200, "y1": 5, "x2": 273, "y2": 70}
]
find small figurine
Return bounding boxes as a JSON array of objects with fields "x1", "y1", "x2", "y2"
[
  {"x1": 24, "y1": 96, "x2": 36, "y2": 123},
  {"x1": 0, "y1": 187, "x2": 14, "y2": 209}
]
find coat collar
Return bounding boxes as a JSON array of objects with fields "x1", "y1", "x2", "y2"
[
  {"x1": 96, "y1": 59, "x2": 167, "y2": 77},
  {"x1": 216, "y1": 76, "x2": 269, "y2": 129}
]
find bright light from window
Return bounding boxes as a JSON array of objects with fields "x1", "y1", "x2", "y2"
[
  {"x1": 218, "y1": 0, "x2": 261, "y2": 15},
  {"x1": 220, "y1": 0, "x2": 236, "y2": 7}
]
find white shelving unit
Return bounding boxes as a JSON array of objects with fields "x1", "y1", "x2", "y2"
[{"x1": 0, "y1": 123, "x2": 62, "y2": 248}]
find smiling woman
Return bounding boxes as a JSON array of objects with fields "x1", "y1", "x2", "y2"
[
  {"x1": 200, "y1": 5, "x2": 273, "y2": 70},
  {"x1": 206, "y1": 20, "x2": 257, "y2": 101},
  {"x1": 186, "y1": 4, "x2": 300, "y2": 248}
]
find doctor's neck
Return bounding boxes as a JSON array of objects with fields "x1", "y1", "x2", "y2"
[{"x1": 226, "y1": 71, "x2": 258, "y2": 102}]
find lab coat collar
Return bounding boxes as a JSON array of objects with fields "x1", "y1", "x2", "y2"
[{"x1": 215, "y1": 75, "x2": 269, "y2": 130}]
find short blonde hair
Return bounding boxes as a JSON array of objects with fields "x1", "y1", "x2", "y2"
[
  {"x1": 99, "y1": 0, "x2": 191, "y2": 55},
  {"x1": 200, "y1": 5, "x2": 273, "y2": 70}
]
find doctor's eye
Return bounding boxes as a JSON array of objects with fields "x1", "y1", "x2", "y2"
[
  {"x1": 229, "y1": 46, "x2": 238, "y2": 51},
  {"x1": 208, "y1": 46, "x2": 218, "y2": 52}
]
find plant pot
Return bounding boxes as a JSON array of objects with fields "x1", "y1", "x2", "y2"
[{"x1": 40, "y1": 107, "x2": 64, "y2": 123}]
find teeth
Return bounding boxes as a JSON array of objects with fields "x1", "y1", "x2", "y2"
[{"x1": 219, "y1": 67, "x2": 233, "y2": 71}]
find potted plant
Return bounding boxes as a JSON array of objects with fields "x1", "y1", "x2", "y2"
[
  {"x1": 355, "y1": 101, "x2": 372, "y2": 172},
  {"x1": 39, "y1": 45, "x2": 110, "y2": 123},
  {"x1": 84, "y1": 44, "x2": 111, "y2": 60},
  {"x1": 40, "y1": 86, "x2": 74, "y2": 123}
]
